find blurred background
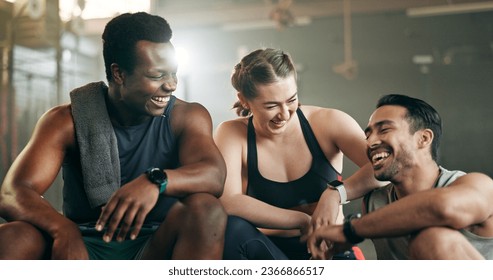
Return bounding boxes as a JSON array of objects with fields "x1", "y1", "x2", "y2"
[{"x1": 0, "y1": 0, "x2": 492, "y2": 259}]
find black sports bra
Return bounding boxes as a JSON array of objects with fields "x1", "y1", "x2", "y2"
[{"x1": 246, "y1": 108, "x2": 341, "y2": 209}]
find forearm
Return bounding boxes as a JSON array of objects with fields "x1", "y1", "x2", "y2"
[
  {"x1": 344, "y1": 162, "x2": 386, "y2": 200},
  {"x1": 351, "y1": 191, "x2": 445, "y2": 239},
  {"x1": 222, "y1": 194, "x2": 309, "y2": 230},
  {"x1": 316, "y1": 163, "x2": 383, "y2": 222},
  {"x1": 314, "y1": 189, "x2": 343, "y2": 224},
  {"x1": 0, "y1": 186, "x2": 80, "y2": 239}
]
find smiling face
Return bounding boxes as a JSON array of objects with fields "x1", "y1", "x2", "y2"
[
  {"x1": 242, "y1": 74, "x2": 298, "y2": 136},
  {"x1": 365, "y1": 105, "x2": 419, "y2": 182},
  {"x1": 115, "y1": 40, "x2": 178, "y2": 119}
]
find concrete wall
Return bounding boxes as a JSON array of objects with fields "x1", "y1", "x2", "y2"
[{"x1": 172, "y1": 11, "x2": 493, "y2": 178}]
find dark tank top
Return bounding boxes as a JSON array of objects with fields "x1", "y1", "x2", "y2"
[
  {"x1": 63, "y1": 96, "x2": 179, "y2": 224},
  {"x1": 246, "y1": 108, "x2": 341, "y2": 209}
]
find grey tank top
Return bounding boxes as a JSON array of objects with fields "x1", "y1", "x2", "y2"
[{"x1": 365, "y1": 166, "x2": 493, "y2": 260}]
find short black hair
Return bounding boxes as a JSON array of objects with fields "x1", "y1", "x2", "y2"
[
  {"x1": 102, "y1": 12, "x2": 172, "y2": 82},
  {"x1": 377, "y1": 94, "x2": 442, "y2": 161}
]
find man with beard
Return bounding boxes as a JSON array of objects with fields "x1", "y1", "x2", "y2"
[{"x1": 307, "y1": 94, "x2": 493, "y2": 260}]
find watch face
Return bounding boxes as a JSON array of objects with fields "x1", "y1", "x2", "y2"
[{"x1": 148, "y1": 168, "x2": 167, "y2": 184}]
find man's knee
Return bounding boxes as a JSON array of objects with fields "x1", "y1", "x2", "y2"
[
  {"x1": 0, "y1": 221, "x2": 48, "y2": 259},
  {"x1": 0, "y1": 221, "x2": 45, "y2": 242},
  {"x1": 409, "y1": 226, "x2": 472, "y2": 259}
]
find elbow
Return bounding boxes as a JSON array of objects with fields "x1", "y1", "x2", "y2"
[
  {"x1": 430, "y1": 193, "x2": 474, "y2": 229},
  {"x1": 210, "y1": 165, "x2": 226, "y2": 198},
  {"x1": 219, "y1": 195, "x2": 240, "y2": 216},
  {"x1": 0, "y1": 185, "x2": 14, "y2": 220}
]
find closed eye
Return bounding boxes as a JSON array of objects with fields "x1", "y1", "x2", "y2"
[
  {"x1": 288, "y1": 98, "x2": 297, "y2": 104},
  {"x1": 147, "y1": 72, "x2": 177, "y2": 81}
]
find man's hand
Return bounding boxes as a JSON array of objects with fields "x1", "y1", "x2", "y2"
[
  {"x1": 302, "y1": 189, "x2": 341, "y2": 243},
  {"x1": 51, "y1": 222, "x2": 89, "y2": 259},
  {"x1": 95, "y1": 174, "x2": 159, "y2": 242},
  {"x1": 307, "y1": 224, "x2": 349, "y2": 260}
]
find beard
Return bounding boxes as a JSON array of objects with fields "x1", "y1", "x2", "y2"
[
  {"x1": 374, "y1": 161, "x2": 400, "y2": 181},
  {"x1": 374, "y1": 145, "x2": 414, "y2": 182}
]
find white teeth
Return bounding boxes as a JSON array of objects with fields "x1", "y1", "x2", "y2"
[
  {"x1": 152, "y1": 96, "x2": 170, "y2": 103},
  {"x1": 272, "y1": 120, "x2": 286, "y2": 125},
  {"x1": 372, "y1": 152, "x2": 390, "y2": 164}
]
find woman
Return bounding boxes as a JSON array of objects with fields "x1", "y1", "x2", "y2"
[{"x1": 216, "y1": 48, "x2": 379, "y2": 259}]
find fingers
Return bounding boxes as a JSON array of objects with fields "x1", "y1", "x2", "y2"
[
  {"x1": 116, "y1": 205, "x2": 139, "y2": 242},
  {"x1": 312, "y1": 215, "x2": 331, "y2": 232},
  {"x1": 129, "y1": 212, "x2": 146, "y2": 241},
  {"x1": 95, "y1": 180, "x2": 159, "y2": 243},
  {"x1": 102, "y1": 200, "x2": 126, "y2": 242},
  {"x1": 117, "y1": 205, "x2": 149, "y2": 241},
  {"x1": 306, "y1": 228, "x2": 338, "y2": 260},
  {"x1": 95, "y1": 200, "x2": 117, "y2": 233},
  {"x1": 306, "y1": 233, "x2": 324, "y2": 260},
  {"x1": 96, "y1": 198, "x2": 154, "y2": 242},
  {"x1": 308, "y1": 240, "x2": 337, "y2": 260}
]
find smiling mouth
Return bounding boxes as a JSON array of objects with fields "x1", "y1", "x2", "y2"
[
  {"x1": 271, "y1": 119, "x2": 287, "y2": 126},
  {"x1": 150, "y1": 96, "x2": 171, "y2": 108},
  {"x1": 371, "y1": 151, "x2": 390, "y2": 167},
  {"x1": 152, "y1": 96, "x2": 170, "y2": 103}
]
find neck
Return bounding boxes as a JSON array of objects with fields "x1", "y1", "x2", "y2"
[
  {"x1": 106, "y1": 87, "x2": 150, "y2": 127},
  {"x1": 392, "y1": 162, "x2": 440, "y2": 199}
]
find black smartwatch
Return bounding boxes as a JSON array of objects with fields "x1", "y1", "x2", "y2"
[
  {"x1": 146, "y1": 168, "x2": 168, "y2": 194},
  {"x1": 343, "y1": 213, "x2": 365, "y2": 244}
]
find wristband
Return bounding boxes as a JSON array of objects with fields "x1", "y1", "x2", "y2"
[
  {"x1": 327, "y1": 180, "x2": 349, "y2": 205},
  {"x1": 343, "y1": 213, "x2": 365, "y2": 244}
]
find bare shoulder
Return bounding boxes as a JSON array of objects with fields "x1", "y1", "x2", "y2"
[
  {"x1": 172, "y1": 99, "x2": 208, "y2": 114},
  {"x1": 37, "y1": 104, "x2": 75, "y2": 142},
  {"x1": 168, "y1": 99, "x2": 213, "y2": 134},
  {"x1": 39, "y1": 104, "x2": 74, "y2": 130},
  {"x1": 214, "y1": 118, "x2": 249, "y2": 154},
  {"x1": 301, "y1": 105, "x2": 353, "y2": 119},
  {"x1": 43, "y1": 104, "x2": 74, "y2": 122},
  {"x1": 172, "y1": 99, "x2": 214, "y2": 122},
  {"x1": 215, "y1": 118, "x2": 248, "y2": 137},
  {"x1": 300, "y1": 105, "x2": 359, "y2": 130},
  {"x1": 453, "y1": 172, "x2": 493, "y2": 188}
]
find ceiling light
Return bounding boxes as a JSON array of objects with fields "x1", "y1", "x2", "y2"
[{"x1": 406, "y1": 1, "x2": 493, "y2": 17}]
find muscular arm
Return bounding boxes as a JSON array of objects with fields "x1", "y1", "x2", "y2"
[
  {"x1": 214, "y1": 120, "x2": 309, "y2": 232},
  {"x1": 166, "y1": 102, "x2": 226, "y2": 198},
  {"x1": 0, "y1": 105, "x2": 87, "y2": 258},
  {"x1": 354, "y1": 173, "x2": 493, "y2": 238},
  {"x1": 308, "y1": 173, "x2": 493, "y2": 259},
  {"x1": 311, "y1": 108, "x2": 385, "y2": 226},
  {"x1": 320, "y1": 108, "x2": 385, "y2": 198}
]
